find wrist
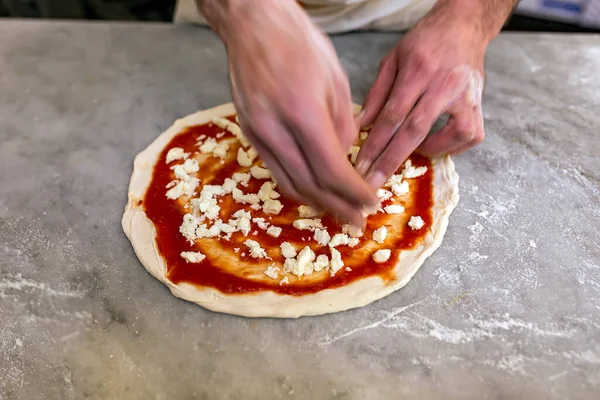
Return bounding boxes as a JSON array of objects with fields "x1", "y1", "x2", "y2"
[
  {"x1": 196, "y1": 0, "x2": 254, "y2": 43},
  {"x1": 422, "y1": 0, "x2": 512, "y2": 45}
]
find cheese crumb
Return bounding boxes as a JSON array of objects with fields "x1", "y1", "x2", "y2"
[
  {"x1": 348, "y1": 238, "x2": 360, "y2": 247},
  {"x1": 342, "y1": 224, "x2": 363, "y2": 238},
  {"x1": 222, "y1": 178, "x2": 237, "y2": 194},
  {"x1": 232, "y1": 172, "x2": 251, "y2": 187},
  {"x1": 166, "y1": 178, "x2": 199, "y2": 200},
  {"x1": 313, "y1": 228, "x2": 331, "y2": 246},
  {"x1": 263, "y1": 199, "x2": 283, "y2": 215},
  {"x1": 180, "y1": 213, "x2": 201, "y2": 242},
  {"x1": 385, "y1": 174, "x2": 403, "y2": 187},
  {"x1": 297, "y1": 205, "x2": 319, "y2": 218},
  {"x1": 293, "y1": 219, "x2": 323, "y2": 231},
  {"x1": 391, "y1": 181, "x2": 409, "y2": 196},
  {"x1": 199, "y1": 138, "x2": 218, "y2": 154},
  {"x1": 384, "y1": 204, "x2": 405, "y2": 214},
  {"x1": 314, "y1": 255, "x2": 329, "y2": 272},
  {"x1": 250, "y1": 166, "x2": 272, "y2": 180},
  {"x1": 264, "y1": 265, "x2": 280, "y2": 280},
  {"x1": 229, "y1": 210, "x2": 252, "y2": 235},
  {"x1": 279, "y1": 276, "x2": 289, "y2": 285},
  {"x1": 252, "y1": 217, "x2": 270, "y2": 230},
  {"x1": 373, "y1": 249, "x2": 391, "y2": 263},
  {"x1": 408, "y1": 216, "x2": 425, "y2": 230},
  {"x1": 291, "y1": 246, "x2": 316, "y2": 277},
  {"x1": 329, "y1": 248, "x2": 344, "y2": 276},
  {"x1": 244, "y1": 239, "x2": 268, "y2": 259},
  {"x1": 280, "y1": 242, "x2": 297, "y2": 259},
  {"x1": 212, "y1": 142, "x2": 230, "y2": 159},
  {"x1": 348, "y1": 146, "x2": 360, "y2": 164},
  {"x1": 237, "y1": 148, "x2": 254, "y2": 167},
  {"x1": 329, "y1": 233, "x2": 349, "y2": 247},
  {"x1": 373, "y1": 226, "x2": 388, "y2": 244},
  {"x1": 210, "y1": 116, "x2": 250, "y2": 147},
  {"x1": 376, "y1": 189, "x2": 393, "y2": 201},
  {"x1": 403, "y1": 159, "x2": 428, "y2": 179},
  {"x1": 232, "y1": 188, "x2": 260, "y2": 205},
  {"x1": 180, "y1": 251, "x2": 206, "y2": 263},
  {"x1": 257, "y1": 182, "x2": 280, "y2": 202},
  {"x1": 166, "y1": 147, "x2": 189, "y2": 163},
  {"x1": 181, "y1": 158, "x2": 199, "y2": 174},
  {"x1": 266, "y1": 226, "x2": 282, "y2": 238}
]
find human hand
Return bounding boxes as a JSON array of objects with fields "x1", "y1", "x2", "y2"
[
  {"x1": 213, "y1": 0, "x2": 376, "y2": 226},
  {"x1": 355, "y1": 10, "x2": 487, "y2": 188}
]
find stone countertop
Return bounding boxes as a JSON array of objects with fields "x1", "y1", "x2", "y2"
[{"x1": 1, "y1": 20, "x2": 599, "y2": 400}]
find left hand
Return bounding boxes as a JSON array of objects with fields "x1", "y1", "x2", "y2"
[{"x1": 355, "y1": 11, "x2": 488, "y2": 188}]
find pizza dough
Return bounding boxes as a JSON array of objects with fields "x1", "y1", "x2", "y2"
[{"x1": 122, "y1": 103, "x2": 459, "y2": 318}]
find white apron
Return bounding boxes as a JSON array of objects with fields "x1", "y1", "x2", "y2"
[{"x1": 174, "y1": 0, "x2": 437, "y2": 33}]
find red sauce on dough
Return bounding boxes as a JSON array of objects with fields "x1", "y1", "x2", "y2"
[{"x1": 142, "y1": 116, "x2": 433, "y2": 295}]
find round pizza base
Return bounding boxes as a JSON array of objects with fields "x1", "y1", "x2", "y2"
[{"x1": 122, "y1": 103, "x2": 459, "y2": 318}]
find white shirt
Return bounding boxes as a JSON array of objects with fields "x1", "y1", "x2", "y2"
[{"x1": 174, "y1": 0, "x2": 437, "y2": 33}]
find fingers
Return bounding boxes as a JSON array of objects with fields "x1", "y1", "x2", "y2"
[
  {"x1": 280, "y1": 96, "x2": 378, "y2": 209},
  {"x1": 355, "y1": 59, "x2": 430, "y2": 177},
  {"x1": 417, "y1": 85, "x2": 485, "y2": 156},
  {"x1": 330, "y1": 73, "x2": 358, "y2": 152},
  {"x1": 358, "y1": 53, "x2": 398, "y2": 128},
  {"x1": 362, "y1": 73, "x2": 469, "y2": 188},
  {"x1": 247, "y1": 109, "x2": 373, "y2": 226},
  {"x1": 241, "y1": 124, "x2": 304, "y2": 204}
]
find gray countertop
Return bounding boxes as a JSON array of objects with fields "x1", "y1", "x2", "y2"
[{"x1": 1, "y1": 20, "x2": 599, "y2": 400}]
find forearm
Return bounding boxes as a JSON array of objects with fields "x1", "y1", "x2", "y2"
[
  {"x1": 195, "y1": 0, "x2": 250, "y2": 42},
  {"x1": 425, "y1": 0, "x2": 518, "y2": 43}
]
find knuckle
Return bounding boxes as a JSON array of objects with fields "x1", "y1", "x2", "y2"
[
  {"x1": 452, "y1": 127, "x2": 475, "y2": 144},
  {"x1": 404, "y1": 114, "x2": 429, "y2": 136},
  {"x1": 409, "y1": 51, "x2": 435, "y2": 76},
  {"x1": 378, "y1": 54, "x2": 392, "y2": 72},
  {"x1": 471, "y1": 130, "x2": 485, "y2": 145}
]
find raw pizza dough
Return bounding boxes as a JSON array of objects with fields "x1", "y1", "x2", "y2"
[{"x1": 122, "y1": 103, "x2": 459, "y2": 318}]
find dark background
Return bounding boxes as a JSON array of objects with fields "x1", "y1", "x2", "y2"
[{"x1": 0, "y1": 0, "x2": 598, "y2": 32}]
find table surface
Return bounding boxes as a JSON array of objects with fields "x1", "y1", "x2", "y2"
[{"x1": 1, "y1": 20, "x2": 599, "y2": 400}]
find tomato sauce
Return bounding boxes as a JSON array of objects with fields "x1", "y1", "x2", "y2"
[{"x1": 142, "y1": 116, "x2": 433, "y2": 295}]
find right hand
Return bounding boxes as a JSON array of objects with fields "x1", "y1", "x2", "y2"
[{"x1": 214, "y1": 0, "x2": 377, "y2": 226}]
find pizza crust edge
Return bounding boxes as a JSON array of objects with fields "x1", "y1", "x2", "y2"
[{"x1": 122, "y1": 103, "x2": 460, "y2": 318}]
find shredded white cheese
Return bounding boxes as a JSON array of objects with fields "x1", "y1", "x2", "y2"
[
  {"x1": 250, "y1": 166, "x2": 271, "y2": 180},
  {"x1": 348, "y1": 145, "x2": 360, "y2": 164},
  {"x1": 244, "y1": 239, "x2": 268, "y2": 259},
  {"x1": 262, "y1": 199, "x2": 283, "y2": 215},
  {"x1": 372, "y1": 249, "x2": 391, "y2": 263},
  {"x1": 408, "y1": 216, "x2": 425, "y2": 230},
  {"x1": 329, "y1": 233, "x2": 349, "y2": 247},
  {"x1": 166, "y1": 147, "x2": 189, "y2": 163},
  {"x1": 280, "y1": 242, "x2": 297, "y2": 259},
  {"x1": 264, "y1": 265, "x2": 280, "y2": 280},
  {"x1": 313, "y1": 228, "x2": 331, "y2": 246},
  {"x1": 180, "y1": 251, "x2": 206, "y2": 263},
  {"x1": 329, "y1": 248, "x2": 344, "y2": 276},
  {"x1": 266, "y1": 226, "x2": 282, "y2": 238},
  {"x1": 297, "y1": 205, "x2": 319, "y2": 218},
  {"x1": 373, "y1": 226, "x2": 388, "y2": 244},
  {"x1": 384, "y1": 204, "x2": 405, "y2": 214},
  {"x1": 402, "y1": 159, "x2": 428, "y2": 179},
  {"x1": 293, "y1": 219, "x2": 323, "y2": 231}
]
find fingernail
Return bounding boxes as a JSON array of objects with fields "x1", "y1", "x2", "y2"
[
  {"x1": 367, "y1": 171, "x2": 387, "y2": 189},
  {"x1": 355, "y1": 159, "x2": 370, "y2": 176},
  {"x1": 355, "y1": 110, "x2": 365, "y2": 127}
]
